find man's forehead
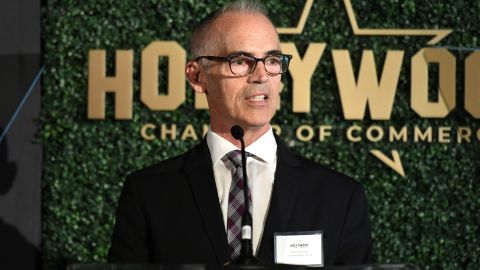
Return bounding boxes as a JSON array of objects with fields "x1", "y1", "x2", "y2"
[{"x1": 211, "y1": 12, "x2": 280, "y2": 55}]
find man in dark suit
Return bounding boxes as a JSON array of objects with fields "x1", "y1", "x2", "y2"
[{"x1": 108, "y1": 0, "x2": 372, "y2": 266}]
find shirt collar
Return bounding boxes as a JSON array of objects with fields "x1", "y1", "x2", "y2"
[
  {"x1": 206, "y1": 127, "x2": 277, "y2": 165},
  {"x1": 245, "y1": 128, "x2": 277, "y2": 165}
]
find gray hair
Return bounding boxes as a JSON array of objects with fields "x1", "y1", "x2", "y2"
[{"x1": 189, "y1": 0, "x2": 272, "y2": 58}]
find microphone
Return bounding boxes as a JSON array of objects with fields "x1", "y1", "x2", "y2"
[
  {"x1": 231, "y1": 125, "x2": 244, "y2": 141},
  {"x1": 226, "y1": 125, "x2": 265, "y2": 267}
]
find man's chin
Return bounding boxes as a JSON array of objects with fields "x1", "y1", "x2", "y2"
[{"x1": 240, "y1": 121, "x2": 272, "y2": 132}]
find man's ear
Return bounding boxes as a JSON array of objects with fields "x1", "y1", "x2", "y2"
[{"x1": 186, "y1": 61, "x2": 208, "y2": 94}]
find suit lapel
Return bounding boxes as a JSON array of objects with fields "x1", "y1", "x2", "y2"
[
  {"x1": 182, "y1": 140, "x2": 230, "y2": 264},
  {"x1": 257, "y1": 136, "x2": 304, "y2": 262}
]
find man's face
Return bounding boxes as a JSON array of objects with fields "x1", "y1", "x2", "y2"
[{"x1": 202, "y1": 12, "x2": 282, "y2": 134}]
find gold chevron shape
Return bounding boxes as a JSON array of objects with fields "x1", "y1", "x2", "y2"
[
  {"x1": 370, "y1": 149, "x2": 406, "y2": 177},
  {"x1": 344, "y1": 0, "x2": 453, "y2": 45}
]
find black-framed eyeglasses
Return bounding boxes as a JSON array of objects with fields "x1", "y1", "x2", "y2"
[{"x1": 194, "y1": 54, "x2": 292, "y2": 76}]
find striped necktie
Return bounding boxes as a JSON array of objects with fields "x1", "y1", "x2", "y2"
[{"x1": 226, "y1": 150, "x2": 252, "y2": 259}]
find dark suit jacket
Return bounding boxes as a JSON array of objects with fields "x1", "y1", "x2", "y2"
[{"x1": 108, "y1": 137, "x2": 372, "y2": 266}]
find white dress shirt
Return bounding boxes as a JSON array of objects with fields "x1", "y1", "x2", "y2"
[{"x1": 206, "y1": 128, "x2": 278, "y2": 255}]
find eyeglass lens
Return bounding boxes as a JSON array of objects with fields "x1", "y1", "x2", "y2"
[{"x1": 229, "y1": 55, "x2": 288, "y2": 75}]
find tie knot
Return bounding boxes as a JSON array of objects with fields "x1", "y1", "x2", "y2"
[
  {"x1": 226, "y1": 150, "x2": 243, "y2": 168},
  {"x1": 226, "y1": 150, "x2": 254, "y2": 168}
]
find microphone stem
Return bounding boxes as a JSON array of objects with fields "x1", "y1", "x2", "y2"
[
  {"x1": 240, "y1": 138, "x2": 249, "y2": 223},
  {"x1": 226, "y1": 125, "x2": 265, "y2": 266},
  {"x1": 240, "y1": 138, "x2": 253, "y2": 255}
]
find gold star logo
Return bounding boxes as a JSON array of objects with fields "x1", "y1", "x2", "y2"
[
  {"x1": 277, "y1": 0, "x2": 453, "y2": 45},
  {"x1": 276, "y1": 0, "x2": 455, "y2": 177}
]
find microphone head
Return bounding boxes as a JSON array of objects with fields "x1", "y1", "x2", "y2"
[{"x1": 231, "y1": 125, "x2": 244, "y2": 140}]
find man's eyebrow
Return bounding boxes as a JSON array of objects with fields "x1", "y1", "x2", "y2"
[
  {"x1": 226, "y1": 51, "x2": 252, "y2": 57},
  {"x1": 226, "y1": 50, "x2": 283, "y2": 57},
  {"x1": 266, "y1": 50, "x2": 282, "y2": 55}
]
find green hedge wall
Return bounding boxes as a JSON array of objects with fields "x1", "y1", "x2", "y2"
[{"x1": 41, "y1": 1, "x2": 479, "y2": 269}]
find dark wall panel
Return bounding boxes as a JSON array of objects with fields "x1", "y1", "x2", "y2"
[{"x1": 0, "y1": 0, "x2": 42, "y2": 270}]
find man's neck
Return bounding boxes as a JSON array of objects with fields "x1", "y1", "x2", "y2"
[{"x1": 210, "y1": 124, "x2": 270, "y2": 148}]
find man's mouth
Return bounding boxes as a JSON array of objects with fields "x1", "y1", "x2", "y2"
[{"x1": 248, "y1": 95, "x2": 268, "y2": 101}]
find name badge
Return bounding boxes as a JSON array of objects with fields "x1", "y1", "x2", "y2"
[{"x1": 274, "y1": 230, "x2": 323, "y2": 267}]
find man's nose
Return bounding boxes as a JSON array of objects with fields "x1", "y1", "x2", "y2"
[{"x1": 248, "y1": 61, "x2": 268, "y2": 83}]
